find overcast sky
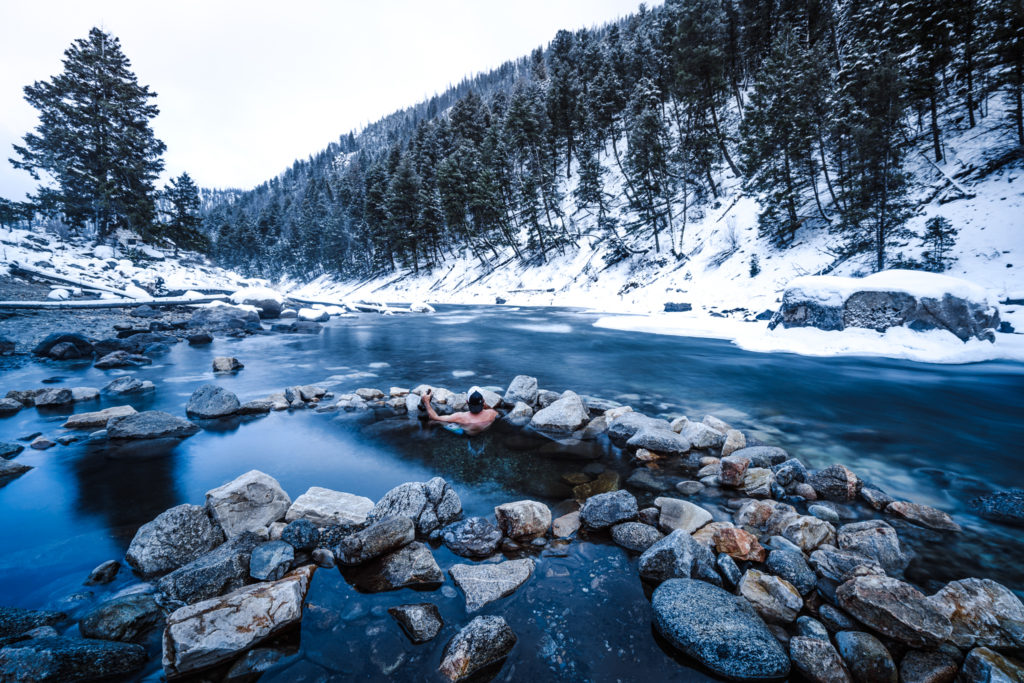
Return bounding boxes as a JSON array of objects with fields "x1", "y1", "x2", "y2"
[{"x1": 0, "y1": 0, "x2": 650, "y2": 201}]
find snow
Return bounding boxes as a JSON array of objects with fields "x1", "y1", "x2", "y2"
[
  {"x1": 785, "y1": 270, "x2": 995, "y2": 306},
  {"x1": 229, "y1": 286, "x2": 285, "y2": 305}
]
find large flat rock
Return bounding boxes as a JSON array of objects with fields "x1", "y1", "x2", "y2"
[
  {"x1": 285, "y1": 486, "x2": 374, "y2": 527},
  {"x1": 449, "y1": 559, "x2": 534, "y2": 612}
]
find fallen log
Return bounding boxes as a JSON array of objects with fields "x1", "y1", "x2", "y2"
[
  {"x1": 0, "y1": 295, "x2": 230, "y2": 310},
  {"x1": 9, "y1": 261, "x2": 131, "y2": 296}
]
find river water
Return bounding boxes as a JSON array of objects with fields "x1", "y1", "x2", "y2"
[{"x1": 1, "y1": 305, "x2": 1022, "y2": 681}]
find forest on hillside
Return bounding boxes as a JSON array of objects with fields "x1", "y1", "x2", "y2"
[{"x1": 203, "y1": 0, "x2": 1024, "y2": 280}]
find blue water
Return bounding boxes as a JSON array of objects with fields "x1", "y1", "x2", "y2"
[{"x1": 1, "y1": 305, "x2": 1022, "y2": 681}]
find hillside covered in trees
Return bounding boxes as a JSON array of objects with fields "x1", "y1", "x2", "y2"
[{"x1": 204, "y1": 0, "x2": 1022, "y2": 287}]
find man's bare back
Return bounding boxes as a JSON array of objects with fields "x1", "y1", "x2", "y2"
[{"x1": 421, "y1": 389, "x2": 498, "y2": 435}]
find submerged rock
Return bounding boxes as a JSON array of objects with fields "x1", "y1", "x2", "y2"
[
  {"x1": 369, "y1": 477, "x2": 462, "y2": 535},
  {"x1": 970, "y1": 489, "x2": 1024, "y2": 527},
  {"x1": 0, "y1": 636, "x2": 146, "y2": 682},
  {"x1": 441, "y1": 517, "x2": 503, "y2": 558},
  {"x1": 0, "y1": 607, "x2": 66, "y2": 639},
  {"x1": 125, "y1": 503, "x2": 226, "y2": 578},
  {"x1": 79, "y1": 594, "x2": 164, "y2": 643},
  {"x1": 638, "y1": 529, "x2": 720, "y2": 585},
  {"x1": 107, "y1": 411, "x2": 199, "y2": 440},
  {"x1": 389, "y1": 603, "x2": 443, "y2": 644},
  {"x1": 205, "y1": 470, "x2": 291, "y2": 538},
  {"x1": 102, "y1": 376, "x2": 156, "y2": 397},
  {"x1": 652, "y1": 579, "x2": 791, "y2": 680},
  {"x1": 439, "y1": 615, "x2": 517, "y2": 682},
  {"x1": 449, "y1": 559, "x2": 534, "y2": 612}
]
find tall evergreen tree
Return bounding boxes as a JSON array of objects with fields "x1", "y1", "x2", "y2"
[
  {"x1": 160, "y1": 172, "x2": 207, "y2": 252},
  {"x1": 10, "y1": 27, "x2": 166, "y2": 242}
]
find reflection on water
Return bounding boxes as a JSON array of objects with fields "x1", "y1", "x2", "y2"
[{"x1": 1, "y1": 304, "x2": 1023, "y2": 680}]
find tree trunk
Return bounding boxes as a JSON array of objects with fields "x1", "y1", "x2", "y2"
[
  {"x1": 930, "y1": 93, "x2": 942, "y2": 162},
  {"x1": 708, "y1": 100, "x2": 741, "y2": 178}
]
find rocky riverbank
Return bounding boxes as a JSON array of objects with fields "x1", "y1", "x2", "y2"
[{"x1": 2, "y1": 352, "x2": 1024, "y2": 680}]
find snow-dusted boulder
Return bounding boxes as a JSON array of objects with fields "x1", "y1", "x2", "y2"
[
  {"x1": 93, "y1": 245, "x2": 116, "y2": 259},
  {"x1": 769, "y1": 271, "x2": 1000, "y2": 342},
  {"x1": 47, "y1": 288, "x2": 70, "y2": 301},
  {"x1": 410, "y1": 301, "x2": 435, "y2": 313},
  {"x1": 297, "y1": 308, "x2": 330, "y2": 322},
  {"x1": 229, "y1": 286, "x2": 285, "y2": 319}
]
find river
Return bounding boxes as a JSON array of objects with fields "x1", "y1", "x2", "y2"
[{"x1": 1, "y1": 304, "x2": 1022, "y2": 681}]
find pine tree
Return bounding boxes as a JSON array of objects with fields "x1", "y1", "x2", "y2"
[
  {"x1": 160, "y1": 172, "x2": 207, "y2": 253},
  {"x1": 624, "y1": 78, "x2": 676, "y2": 253},
  {"x1": 991, "y1": 0, "x2": 1024, "y2": 145},
  {"x1": 10, "y1": 27, "x2": 166, "y2": 242},
  {"x1": 920, "y1": 215, "x2": 959, "y2": 271}
]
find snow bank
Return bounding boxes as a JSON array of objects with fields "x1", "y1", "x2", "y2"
[
  {"x1": 229, "y1": 286, "x2": 285, "y2": 305},
  {"x1": 785, "y1": 270, "x2": 995, "y2": 307}
]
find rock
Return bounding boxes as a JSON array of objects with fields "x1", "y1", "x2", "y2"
[
  {"x1": 101, "y1": 376, "x2": 155, "y2": 396},
  {"x1": 958, "y1": 647, "x2": 1024, "y2": 683},
  {"x1": 861, "y1": 485, "x2": 896, "y2": 510},
  {"x1": 312, "y1": 548, "x2": 335, "y2": 568},
  {"x1": 107, "y1": 410, "x2": 199, "y2": 440},
  {"x1": 369, "y1": 477, "x2": 462, "y2": 535},
  {"x1": 162, "y1": 565, "x2": 314, "y2": 677},
  {"x1": 449, "y1": 559, "x2": 534, "y2": 612},
  {"x1": 32, "y1": 332, "x2": 94, "y2": 359},
  {"x1": 743, "y1": 467, "x2": 775, "y2": 497},
  {"x1": 0, "y1": 607, "x2": 66, "y2": 638},
  {"x1": 62, "y1": 405, "x2": 136, "y2": 429},
  {"x1": 722, "y1": 429, "x2": 746, "y2": 457},
  {"x1": 819, "y1": 604, "x2": 859, "y2": 632},
  {"x1": 441, "y1": 517, "x2": 503, "y2": 558},
  {"x1": 286, "y1": 486, "x2": 374, "y2": 527},
  {"x1": 0, "y1": 636, "x2": 146, "y2": 681},
  {"x1": 157, "y1": 531, "x2": 264, "y2": 604},
  {"x1": 611, "y1": 522, "x2": 664, "y2": 552},
  {"x1": 125, "y1": 503, "x2": 226, "y2": 578},
  {"x1": 84, "y1": 560, "x2": 121, "y2": 586},
  {"x1": 774, "y1": 458, "x2": 809, "y2": 487},
  {"x1": 186, "y1": 332, "x2": 213, "y2": 345},
  {"x1": 606, "y1": 412, "x2": 673, "y2": 446},
  {"x1": 835, "y1": 631, "x2": 897, "y2": 683},
  {"x1": 337, "y1": 516, "x2": 415, "y2": 565},
  {"x1": 354, "y1": 387, "x2": 384, "y2": 400},
  {"x1": 885, "y1": 501, "x2": 961, "y2": 532},
  {"x1": 836, "y1": 575, "x2": 952, "y2": 647},
  {"x1": 94, "y1": 351, "x2": 152, "y2": 369},
  {"x1": 807, "y1": 464, "x2": 861, "y2": 501},
  {"x1": 789, "y1": 636, "x2": 853, "y2": 683},
  {"x1": 652, "y1": 579, "x2": 791, "y2": 680},
  {"x1": 970, "y1": 489, "x2": 1024, "y2": 527},
  {"x1": 30, "y1": 436, "x2": 55, "y2": 450},
  {"x1": 187, "y1": 304, "x2": 261, "y2": 331},
  {"x1": 810, "y1": 543, "x2": 885, "y2": 584},
  {"x1": 223, "y1": 647, "x2": 289, "y2": 682},
  {"x1": 579, "y1": 490, "x2": 637, "y2": 530},
  {"x1": 506, "y1": 401, "x2": 533, "y2": 421},
  {"x1": 389, "y1": 603, "x2": 443, "y2": 644},
  {"x1": 0, "y1": 398, "x2": 22, "y2": 416},
  {"x1": 678, "y1": 421, "x2": 725, "y2": 449},
  {"x1": 714, "y1": 526, "x2": 767, "y2": 562},
  {"x1": 79, "y1": 594, "x2": 163, "y2": 643},
  {"x1": 732, "y1": 446, "x2": 790, "y2": 468},
  {"x1": 33, "y1": 388, "x2": 74, "y2": 407},
  {"x1": 439, "y1": 615, "x2": 516, "y2": 681},
  {"x1": 212, "y1": 356, "x2": 244, "y2": 373},
  {"x1": 809, "y1": 503, "x2": 841, "y2": 524},
  {"x1": 552, "y1": 511, "x2": 581, "y2": 538},
  {"x1": 739, "y1": 569, "x2": 803, "y2": 623},
  {"x1": 529, "y1": 391, "x2": 589, "y2": 432},
  {"x1": 205, "y1": 470, "x2": 291, "y2": 538},
  {"x1": 766, "y1": 549, "x2": 818, "y2": 595},
  {"x1": 797, "y1": 616, "x2": 831, "y2": 641},
  {"x1": 0, "y1": 442, "x2": 25, "y2": 460},
  {"x1": 572, "y1": 470, "x2": 620, "y2": 500},
  {"x1": 899, "y1": 649, "x2": 959, "y2": 683},
  {"x1": 494, "y1": 499, "x2": 552, "y2": 539},
  {"x1": 717, "y1": 554, "x2": 743, "y2": 589},
  {"x1": 639, "y1": 529, "x2": 720, "y2": 585},
  {"x1": 929, "y1": 577, "x2": 1024, "y2": 649},
  {"x1": 836, "y1": 520, "x2": 910, "y2": 575},
  {"x1": 237, "y1": 399, "x2": 274, "y2": 415},
  {"x1": 655, "y1": 497, "x2": 712, "y2": 534},
  {"x1": 675, "y1": 480, "x2": 704, "y2": 496},
  {"x1": 720, "y1": 455, "x2": 751, "y2": 487},
  {"x1": 355, "y1": 542, "x2": 442, "y2": 592},
  {"x1": 280, "y1": 519, "x2": 319, "y2": 552},
  {"x1": 780, "y1": 515, "x2": 836, "y2": 552},
  {"x1": 503, "y1": 375, "x2": 538, "y2": 406},
  {"x1": 250, "y1": 541, "x2": 295, "y2": 581},
  {"x1": 185, "y1": 384, "x2": 241, "y2": 419},
  {"x1": 626, "y1": 428, "x2": 692, "y2": 455}
]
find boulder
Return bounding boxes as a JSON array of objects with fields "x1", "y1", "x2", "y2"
[
  {"x1": 187, "y1": 305, "x2": 260, "y2": 331},
  {"x1": 336, "y1": 516, "x2": 415, "y2": 565},
  {"x1": 0, "y1": 607, "x2": 66, "y2": 639},
  {"x1": 162, "y1": 565, "x2": 314, "y2": 678},
  {"x1": 929, "y1": 577, "x2": 1024, "y2": 649},
  {"x1": 389, "y1": 603, "x2": 443, "y2": 644},
  {"x1": 237, "y1": 399, "x2": 274, "y2": 415},
  {"x1": 354, "y1": 542, "x2": 442, "y2": 592},
  {"x1": 885, "y1": 501, "x2": 961, "y2": 532},
  {"x1": 439, "y1": 615, "x2": 517, "y2": 682},
  {"x1": 552, "y1": 510, "x2": 581, "y2": 538},
  {"x1": 797, "y1": 617, "x2": 831, "y2": 641},
  {"x1": 0, "y1": 442, "x2": 24, "y2": 460},
  {"x1": 250, "y1": 541, "x2": 295, "y2": 581},
  {"x1": 579, "y1": 490, "x2": 637, "y2": 530},
  {"x1": 722, "y1": 429, "x2": 746, "y2": 457},
  {"x1": 638, "y1": 529, "x2": 720, "y2": 585},
  {"x1": 205, "y1": 470, "x2": 291, "y2": 538},
  {"x1": 836, "y1": 520, "x2": 910, "y2": 575},
  {"x1": 970, "y1": 489, "x2": 1024, "y2": 527},
  {"x1": 279, "y1": 519, "x2": 320, "y2": 552},
  {"x1": 720, "y1": 455, "x2": 751, "y2": 487},
  {"x1": 958, "y1": 647, "x2": 1024, "y2": 683},
  {"x1": 441, "y1": 517, "x2": 503, "y2": 558},
  {"x1": 230, "y1": 289, "x2": 284, "y2": 319},
  {"x1": 0, "y1": 398, "x2": 22, "y2": 416},
  {"x1": 652, "y1": 579, "x2": 791, "y2": 680},
  {"x1": 503, "y1": 375, "x2": 538, "y2": 406},
  {"x1": 33, "y1": 388, "x2": 74, "y2": 407},
  {"x1": 529, "y1": 391, "x2": 589, "y2": 432},
  {"x1": 107, "y1": 411, "x2": 199, "y2": 440},
  {"x1": 449, "y1": 559, "x2": 535, "y2": 611},
  {"x1": 369, "y1": 477, "x2": 462, "y2": 535},
  {"x1": 62, "y1": 405, "x2": 136, "y2": 429},
  {"x1": 102, "y1": 376, "x2": 155, "y2": 396},
  {"x1": 0, "y1": 636, "x2": 146, "y2": 682},
  {"x1": 836, "y1": 575, "x2": 952, "y2": 647},
  {"x1": 186, "y1": 332, "x2": 213, "y2": 346},
  {"x1": 655, "y1": 497, "x2": 712, "y2": 534},
  {"x1": 85, "y1": 560, "x2": 121, "y2": 586},
  {"x1": 677, "y1": 421, "x2": 726, "y2": 449},
  {"x1": 606, "y1": 412, "x2": 673, "y2": 446},
  {"x1": 125, "y1": 503, "x2": 226, "y2": 578},
  {"x1": 285, "y1": 487, "x2": 374, "y2": 527},
  {"x1": 626, "y1": 428, "x2": 691, "y2": 455},
  {"x1": 810, "y1": 546, "x2": 886, "y2": 583},
  {"x1": 186, "y1": 384, "x2": 241, "y2": 419},
  {"x1": 156, "y1": 531, "x2": 264, "y2": 604},
  {"x1": 807, "y1": 464, "x2": 861, "y2": 501},
  {"x1": 713, "y1": 526, "x2": 767, "y2": 562},
  {"x1": 834, "y1": 631, "x2": 897, "y2": 683},
  {"x1": 32, "y1": 332, "x2": 94, "y2": 359},
  {"x1": 610, "y1": 522, "x2": 664, "y2": 553},
  {"x1": 898, "y1": 649, "x2": 959, "y2": 683},
  {"x1": 732, "y1": 446, "x2": 790, "y2": 468},
  {"x1": 738, "y1": 569, "x2": 803, "y2": 623},
  {"x1": 780, "y1": 514, "x2": 836, "y2": 552},
  {"x1": 79, "y1": 594, "x2": 164, "y2": 643},
  {"x1": 212, "y1": 356, "x2": 244, "y2": 373},
  {"x1": 94, "y1": 351, "x2": 152, "y2": 369},
  {"x1": 789, "y1": 636, "x2": 853, "y2": 683},
  {"x1": 494, "y1": 499, "x2": 551, "y2": 539}
]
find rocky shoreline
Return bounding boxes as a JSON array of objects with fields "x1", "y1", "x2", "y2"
[{"x1": 1, "y1": 306, "x2": 1023, "y2": 681}]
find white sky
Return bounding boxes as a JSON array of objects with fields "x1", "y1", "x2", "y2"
[{"x1": 0, "y1": 0, "x2": 649, "y2": 201}]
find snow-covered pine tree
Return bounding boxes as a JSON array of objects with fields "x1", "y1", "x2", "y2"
[{"x1": 160, "y1": 172, "x2": 207, "y2": 253}]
